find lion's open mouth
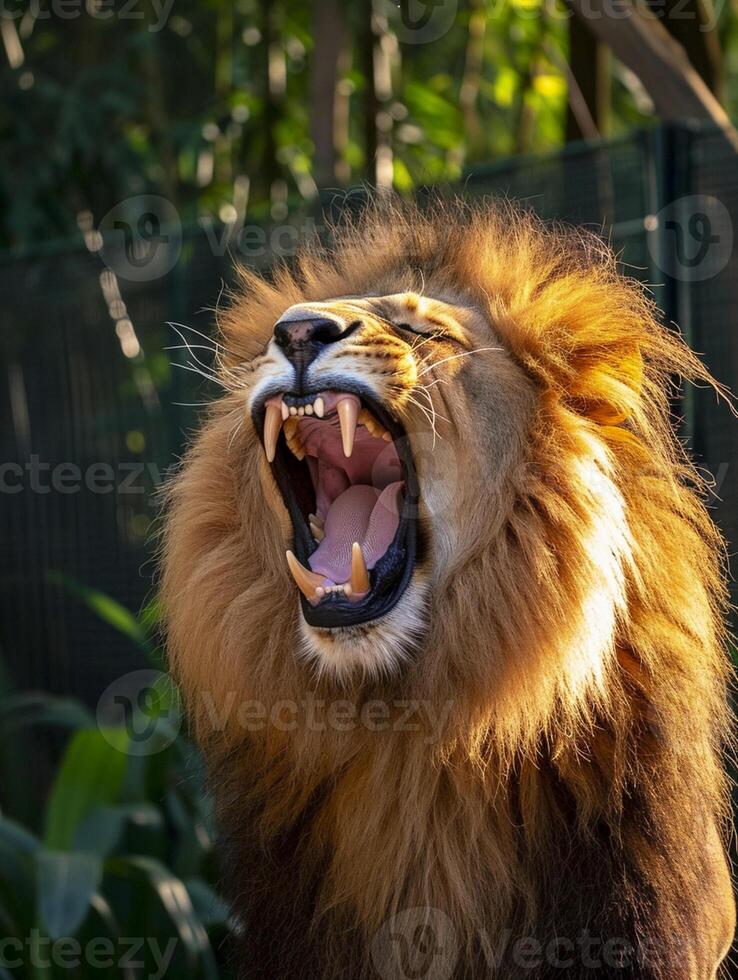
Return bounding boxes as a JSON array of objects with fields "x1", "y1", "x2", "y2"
[{"x1": 254, "y1": 389, "x2": 418, "y2": 628}]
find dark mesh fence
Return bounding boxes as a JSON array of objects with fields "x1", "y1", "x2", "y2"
[{"x1": 1, "y1": 123, "x2": 737, "y2": 710}]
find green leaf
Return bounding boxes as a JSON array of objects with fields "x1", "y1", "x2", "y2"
[
  {"x1": 36, "y1": 850, "x2": 102, "y2": 939},
  {"x1": 45, "y1": 729, "x2": 129, "y2": 850},
  {"x1": 184, "y1": 878, "x2": 231, "y2": 928},
  {"x1": 106, "y1": 856, "x2": 218, "y2": 977},
  {"x1": 47, "y1": 573, "x2": 150, "y2": 649},
  {"x1": 72, "y1": 803, "x2": 164, "y2": 858},
  {"x1": 0, "y1": 816, "x2": 39, "y2": 931},
  {"x1": 0, "y1": 692, "x2": 95, "y2": 733}
]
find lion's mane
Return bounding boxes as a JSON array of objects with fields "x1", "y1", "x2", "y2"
[{"x1": 162, "y1": 201, "x2": 734, "y2": 979}]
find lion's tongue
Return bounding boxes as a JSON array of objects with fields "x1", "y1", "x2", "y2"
[{"x1": 308, "y1": 482, "x2": 403, "y2": 584}]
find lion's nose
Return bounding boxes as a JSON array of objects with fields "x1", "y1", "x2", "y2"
[{"x1": 273, "y1": 315, "x2": 348, "y2": 370}]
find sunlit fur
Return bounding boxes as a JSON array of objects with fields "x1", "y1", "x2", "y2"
[{"x1": 161, "y1": 200, "x2": 735, "y2": 979}]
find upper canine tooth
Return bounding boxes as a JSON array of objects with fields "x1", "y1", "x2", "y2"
[
  {"x1": 263, "y1": 403, "x2": 282, "y2": 463},
  {"x1": 337, "y1": 397, "x2": 359, "y2": 458},
  {"x1": 314, "y1": 397, "x2": 325, "y2": 418},
  {"x1": 286, "y1": 550, "x2": 327, "y2": 604}
]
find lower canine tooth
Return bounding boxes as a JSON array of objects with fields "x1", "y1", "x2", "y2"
[
  {"x1": 337, "y1": 397, "x2": 359, "y2": 458},
  {"x1": 350, "y1": 541, "x2": 370, "y2": 595},
  {"x1": 286, "y1": 551, "x2": 327, "y2": 604},
  {"x1": 263, "y1": 403, "x2": 282, "y2": 463}
]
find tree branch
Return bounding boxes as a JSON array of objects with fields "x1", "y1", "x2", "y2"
[{"x1": 567, "y1": 0, "x2": 738, "y2": 151}]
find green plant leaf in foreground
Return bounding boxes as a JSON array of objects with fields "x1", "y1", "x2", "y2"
[
  {"x1": 44, "y1": 728, "x2": 130, "y2": 850},
  {"x1": 106, "y1": 856, "x2": 219, "y2": 978},
  {"x1": 46, "y1": 573, "x2": 151, "y2": 650},
  {"x1": 0, "y1": 816, "x2": 40, "y2": 930},
  {"x1": 0, "y1": 691, "x2": 95, "y2": 733},
  {"x1": 35, "y1": 850, "x2": 102, "y2": 939}
]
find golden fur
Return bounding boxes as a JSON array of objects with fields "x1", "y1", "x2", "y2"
[{"x1": 162, "y1": 200, "x2": 735, "y2": 979}]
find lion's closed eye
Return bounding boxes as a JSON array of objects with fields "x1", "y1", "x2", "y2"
[{"x1": 392, "y1": 321, "x2": 452, "y2": 341}]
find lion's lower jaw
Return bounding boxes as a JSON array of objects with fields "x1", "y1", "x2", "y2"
[{"x1": 297, "y1": 574, "x2": 430, "y2": 680}]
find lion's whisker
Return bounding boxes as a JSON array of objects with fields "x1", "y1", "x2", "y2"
[
  {"x1": 417, "y1": 377, "x2": 449, "y2": 391},
  {"x1": 167, "y1": 319, "x2": 249, "y2": 388},
  {"x1": 168, "y1": 323, "x2": 245, "y2": 391},
  {"x1": 418, "y1": 346, "x2": 502, "y2": 377},
  {"x1": 172, "y1": 360, "x2": 233, "y2": 390},
  {"x1": 167, "y1": 320, "x2": 237, "y2": 357},
  {"x1": 163, "y1": 343, "x2": 218, "y2": 354},
  {"x1": 407, "y1": 391, "x2": 445, "y2": 448},
  {"x1": 228, "y1": 415, "x2": 246, "y2": 451}
]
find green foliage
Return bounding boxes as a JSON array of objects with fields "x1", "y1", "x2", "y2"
[
  {"x1": 6, "y1": 0, "x2": 718, "y2": 250},
  {"x1": 0, "y1": 592, "x2": 232, "y2": 979}
]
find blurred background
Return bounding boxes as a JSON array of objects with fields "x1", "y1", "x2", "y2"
[{"x1": 2, "y1": 1, "x2": 738, "y2": 976}]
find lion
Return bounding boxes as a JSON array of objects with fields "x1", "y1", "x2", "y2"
[{"x1": 162, "y1": 199, "x2": 735, "y2": 979}]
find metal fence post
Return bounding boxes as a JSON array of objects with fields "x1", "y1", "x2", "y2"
[{"x1": 645, "y1": 123, "x2": 696, "y2": 447}]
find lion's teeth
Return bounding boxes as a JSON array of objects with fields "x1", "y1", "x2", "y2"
[
  {"x1": 309, "y1": 520, "x2": 324, "y2": 542},
  {"x1": 305, "y1": 404, "x2": 314, "y2": 415},
  {"x1": 337, "y1": 397, "x2": 359, "y2": 458},
  {"x1": 359, "y1": 408, "x2": 390, "y2": 441},
  {"x1": 283, "y1": 418, "x2": 305, "y2": 460},
  {"x1": 309, "y1": 512, "x2": 324, "y2": 528},
  {"x1": 350, "y1": 541, "x2": 370, "y2": 595},
  {"x1": 359, "y1": 409, "x2": 377, "y2": 437},
  {"x1": 263, "y1": 403, "x2": 282, "y2": 463},
  {"x1": 286, "y1": 550, "x2": 326, "y2": 604},
  {"x1": 314, "y1": 396, "x2": 325, "y2": 418},
  {"x1": 289, "y1": 406, "x2": 298, "y2": 416},
  {"x1": 281, "y1": 401, "x2": 289, "y2": 421}
]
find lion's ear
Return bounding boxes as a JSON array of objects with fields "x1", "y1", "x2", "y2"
[{"x1": 565, "y1": 343, "x2": 644, "y2": 426}]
